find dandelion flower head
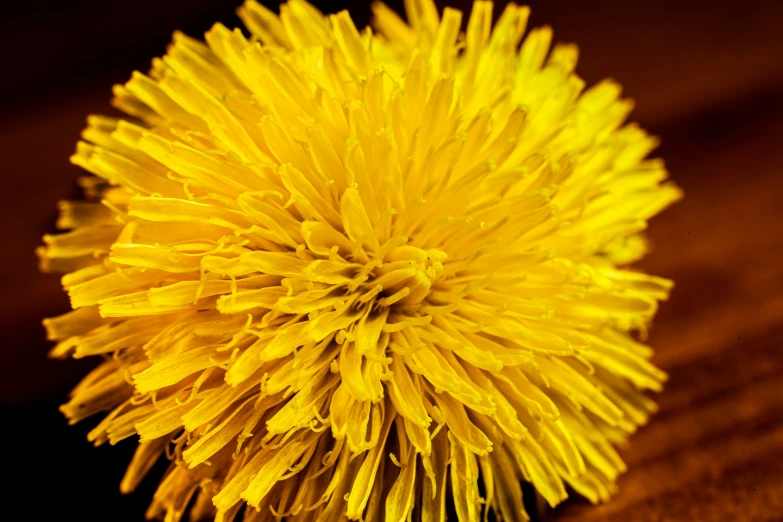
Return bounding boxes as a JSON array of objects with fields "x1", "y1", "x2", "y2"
[{"x1": 39, "y1": 0, "x2": 681, "y2": 520}]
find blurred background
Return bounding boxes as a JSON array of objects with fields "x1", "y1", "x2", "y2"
[{"x1": 2, "y1": 0, "x2": 782, "y2": 520}]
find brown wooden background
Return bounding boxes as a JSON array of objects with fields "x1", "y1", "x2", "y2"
[{"x1": 1, "y1": 1, "x2": 781, "y2": 520}]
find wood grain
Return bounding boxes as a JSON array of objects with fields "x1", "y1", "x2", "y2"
[{"x1": 542, "y1": 85, "x2": 783, "y2": 522}]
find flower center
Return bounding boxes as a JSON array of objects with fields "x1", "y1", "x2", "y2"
[{"x1": 364, "y1": 245, "x2": 448, "y2": 309}]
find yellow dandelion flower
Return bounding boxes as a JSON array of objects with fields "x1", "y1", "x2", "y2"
[{"x1": 39, "y1": 0, "x2": 681, "y2": 520}]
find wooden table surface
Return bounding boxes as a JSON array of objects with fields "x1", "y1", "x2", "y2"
[
  {"x1": 1, "y1": 1, "x2": 782, "y2": 521},
  {"x1": 540, "y1": 85, "x2": 783, "y2": 522}
]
